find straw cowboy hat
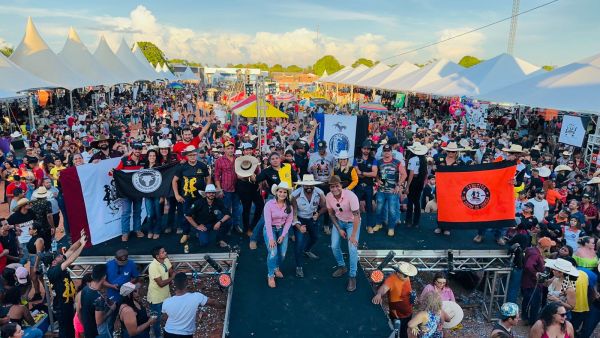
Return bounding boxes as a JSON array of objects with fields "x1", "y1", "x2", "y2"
[
  {"x1": 294, "y1": 174, "x2": 323, "y2": 186},
  {"x1": 271, "y1": 182, "x2": 292, "y2": 196},
  {"x1": 32, "y1": 187, "x2": 51, "y2": 199},
  {"x1": 587, "y1": 176, "x2": 600, "y2": 185},
  {"x1": 12, "y1": 198, "x2": 29, "y2": 212},
  {"x1": 407, "y1": 142, "x2": 429, "y2": 156},
  {"x1": 235, "y1": 155, "x2": 260, "y2": 178},
  {"x1": 10, "y1": 131, "x2": 22, "y2": 138},
  {"x1": 158, "y1": 140, "x2": 171, "y2": 148},
  {"x1": 183, "y1": 145, "x2": 197, "y2": 155},
  {"x1": 502, "y1": 144, "x2": 526, "y2": 153},
  {"x1": 90, "y1": 135, "x2": 116, "y2": 149},
  {"x1": 442, "y1": 301, "x2": 464, "y2": 329},
  {"x1": 335, "y1": 150, "x2": 350, "y2": 160},
  {"x1": 536, "y1": 167, "x2": 552, "y2": 178},
  {"x1": 554, "y1": 165, "x2": 572, "y2": 172},
  {"x1": 544, "y1": 258, "x2": 580, "y2": 277},
  {"x1": 393, "y1": 261, "x2": 418, "y2": 277},
  {"x1": 441, "y1": 142, "x2": 463, "y2": 152},
  {"x1": 562, "y1": 150, "x2": 572, "y2": 156},
  {"x1": 199, "y1": 184, "x2": 222, "y2": 197}
]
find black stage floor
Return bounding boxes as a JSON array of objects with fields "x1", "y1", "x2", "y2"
[{"x1": 81, "y1": 213, "x2": 504, "y2": 256}]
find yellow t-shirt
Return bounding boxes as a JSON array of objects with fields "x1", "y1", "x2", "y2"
[
  {"x1": 49, "y1": 166, "x2": 65, "y2": 186},
  {"x1": 147, "y1": 258, "x2": 172, "y2": 304},
  {"x1": 573, "y1": 271, "x2": 589, "y2": 313}
]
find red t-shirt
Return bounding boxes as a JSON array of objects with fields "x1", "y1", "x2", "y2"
[{"x1": 6, "y1": 181, "x2": 27, "y2": 197}]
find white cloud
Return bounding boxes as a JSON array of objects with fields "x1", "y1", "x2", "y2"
[{"x1": 434, "y1": 27, "x2": 485, "y2": 61}]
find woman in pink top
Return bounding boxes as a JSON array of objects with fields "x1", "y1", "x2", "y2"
[
  {"x1": 419, "y1": 273, "x2": 456, "y2": 303},
  {"x1": 263, "y1": 182, "x2": 294, "y2": 288}
]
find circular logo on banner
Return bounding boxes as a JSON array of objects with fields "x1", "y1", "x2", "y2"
[
  {"x1": 132, "y1": 169, "x2": 162, "y2": 193},
  {"x1": 329, "y1": 133, "x2": 350, "y2": 157},
  {"x1": 461, "y1": 183, "x2": 491, "y2": 210}
]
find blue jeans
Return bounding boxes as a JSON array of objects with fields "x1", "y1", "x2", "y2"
[
  {"x1": 149, "y1": 302, "x2": 163, "y2": 338},
  {"x1": 376, "y1": 192, "x2": 400, "y2": 229},
  {"x1": 521, "y1": 286, "x2": 542, "y2": 322},
  {"x1": 251, "y1": 195, "x2": 274, "y2": 242},
  {"x1": 263, "y1": 226, "x2": 289, "y2": 277},
  {"x1": 178, "y1": 197, "x2": 196, "y2": 234},
  {"x1": 121, "y1": 198, "x2": 142, "y2": 234},
  {"x1": 294, "y1": 217, "x2": 319, "y2": 267},
  {"x1": 477, "y1": 228, "x2": 506, "y2": 240},
  {"x1": 166, "y1": 196, "x2": 181, "y2": 232},
  {"x1": 331, "y1": 220, "x2": 361, "y2": 277},
  {"x1": 23, "y1": 327, "x2": 43, "y2": 338},
  {"x1": 355, "y1": 184, "x2": 375, "y2": 229},
  {"x1": 145, "y1": 197, "x2": 163, "y2": 234},
  {"x1": 506, "y1": 268, "x2": 522, "y2": 303},
  {"x1": 195, "y1": 212, "x2": 229, "y2": 246},
  {"x1": 582, "y1": 304, "x2": 600, "y2": 338},
  {"x1": 223, "y1": 191, "x2": 242, "y2": 229}
]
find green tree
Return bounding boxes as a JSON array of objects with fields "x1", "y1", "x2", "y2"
[
  {"x1": 286, "y1": 65, "x2": 303, "y2": 73},
  {"x1": 136, "y1": 42, "x2": 170, "y2": 67},
  {"x1": 313, "y1": 55, "x2": 343, "y2": 76},
  {"x1": 0, "y1": 46, "x2": 13, "y2": 57},
  {"x1": 270, "y1": 64, "x2": 285, "y2": 72},
  {"x1": 542, "y1": 65, "x2": 555, "y2": 71},
  {"x1": 351, "y1": 58, "x2": 375, "y2": 68},
  {"x1": 458, "y1": 55, "x2": 482, "y2": 68}
]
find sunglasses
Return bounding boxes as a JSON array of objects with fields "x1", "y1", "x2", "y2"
[
  {"x1": 556, "y1": 312, "x2": 567, "y2": 317},
  {"x1": 336, "y1": 203, "x2": 343, "y2": 212}
]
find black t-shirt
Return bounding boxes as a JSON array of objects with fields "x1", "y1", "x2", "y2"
[
  {"x1": 176, "y1": 161, "x2": 210, "y2": 198},
  {"x1": 80, "y1": 286, "x2": 105, "y2": 338},
  {"x1": 47, "y1": 265, "x2": 76, "y2": 307},
  {"x1": 187, "y1": 198, "x2": 229, "y2": 224},
  {"x1": 0, "y1": 230, "x2": 20, "y2": 260}
]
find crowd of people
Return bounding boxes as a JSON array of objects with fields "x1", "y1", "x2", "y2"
[{"x1": 0, "y1": 82, "x2": 599, "y2": 337}]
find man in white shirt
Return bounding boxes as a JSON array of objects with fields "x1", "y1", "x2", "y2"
[
  {"x1": 528, "y1": 189, "x2": 549, "y2": 222},
  {"x1": 162, "y1": 272, "x2": 223, "y2": 338}
]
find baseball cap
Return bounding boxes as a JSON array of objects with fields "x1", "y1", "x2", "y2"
[
  {"x1": 388, "y1": 137, "x2": 398, "y2": 145},
  {"x1": 224, "y1": 141, "x2": 235, "y2": 148},
  {"x1": 15, "y1": 267, "x2": 28, "y2": 284},
  {"x1": 362, "y1": 140, "x2": 374, "y2": 148},
  {"x1": 583, "y1": 193, "x2": 591, "y2": 198},
  {"x1": 242, "y1": 143, "x2": 254, "y2": 150},
  {"x1": 500, "y1": 302, "x2": 519, "y2": 318},
  {"x1": 538, "y1": 237, "x2": 556, "y2": 248},
  {"x1": 524, "y1": 202, "x2": 534, "y2": 209},
  {"x1": 120, "y1": 282, "x2": 137, "y2": 297},
  {"x1": 132, "y1": 143, "x2": 143, "y2": 150},
  {"x1": 382, "y1": 144, "x2": 392, "y2": 152},
  {"x1": 317, "y1": 140, "x2": 327, "y2": 149}
]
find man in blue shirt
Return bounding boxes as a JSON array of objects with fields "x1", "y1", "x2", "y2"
[{"x1": 105, "y1": 249, "x2": 139, "y2": 330}]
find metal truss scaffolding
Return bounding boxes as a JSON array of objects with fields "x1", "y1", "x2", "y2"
[{"x1": 358, "y1": 249, "x2": 512, "y2": 320}]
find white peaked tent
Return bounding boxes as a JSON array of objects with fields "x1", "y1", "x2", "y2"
[
  {"x1": 321, "y1": 69, "x2": 328, "y2": 78},
  {"x1": 58, "y1": 28, "x2": 120, "y2": 87},
  {"x1": 178, "y1": 66, "x2": 198, "y2": 82},
  {"x1": 416, "y1": 53, "x2": 540, "y2": 97},
  {"x1": 341, "y1": 63, "x2": 390, "y2": 86},
  {"x1": 357, "y1": 61, "x2": 419, "y2": 89},
  {"x1": 332, "y1": 64, "x2": 368, "y2": 84},
  {"x1": 320, "y1": 66, "x2": 353, "y2": 83},
  {"x1": 0, "y1": 52, "x2": 57, "y2": 97},
  {"x1": 10, "y1": 17, "x2": 89, "y2": 90},
  {"x1": 93, "y1": 36, "x2": 137, "y2": 84},
  {"x1": 155, "y1": 63, "x2": 163, "y2": 73},
  {"x1": 162, "y1": 64, "x2": 177, "y2": 81},
  {"x1": 382, "y1": 59, "x2": 463, "y2": 92},
  {"x1": 132, "y1": 43, "x2": 162, "y2": 81},
  {"x1": 480, "y1": 61, "x2": 600, "y2": 113},
  {"x1": 115, "y1": 39, "x2": 156, "y2": 81}
]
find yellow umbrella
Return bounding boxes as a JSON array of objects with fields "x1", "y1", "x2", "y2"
[{"x1": 235, "y1": 101, "x2": 288, "y2": 118}]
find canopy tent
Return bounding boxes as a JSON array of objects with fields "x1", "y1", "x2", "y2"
[
  {"x1": 415, "y1": 53, "x2": 540, "y2": 97},
  {"x1": 357, "y1": 61, "x2": 420, "y2": 89},
  {"x1": 155, "y1": 63, "x2": 163, "y2": 73},
  {"x1": 131, "y1": 43, "x2": 162, "y2": 81},
  {"x1": 359, "y1": 102, "x2": 388, "y2": 112},
  {"x1": 340, "y1": 63, "x2": 390, "y2": 86},
  {"x1": 382, "y1": 59, "x2": 463, "y2": 92},
  {"x1": 320, "y1": 66, "x2": 353, "y2": 83},
  {"x1": 162, "y1": 64, "x2": 177, "y2": 81},
  {"x1": 321, "y1": 69, "x2": 329, "y2": 78},
  {"x1": 10, "y1": 17, "x2": 89, "y2": 90},
  {"x1": 58, "y1": 28, "x2": 121, "y2": 87},
  {"x1": 93, "y1": 36, "x2": 137, "y2": 84},
  {"x1": 232, "y1": 95, "x2": 288, "y2": 118},
  {"x1": 274, "y1": 92, "x2": 296, "y2": 102},
  {"x1": 0, "y1": 52, "x2": 57, "y2": 97},
  {"x1": 479, "y1": 61, "x2": 600, "y2": 113},
  {"x1": 330, "y1": 65, "x2": 368, "y2": 84},
  {"x1": 115, "y1": 39, "x2": 157, "y2": 82},
  {"x1": 178, "y1": 66, "x2": 198, "y2": 82}
]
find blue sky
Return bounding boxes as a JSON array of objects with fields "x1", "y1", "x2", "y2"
[{"x1": 0, "y1": 0, "x2": 599, "y2": 67}]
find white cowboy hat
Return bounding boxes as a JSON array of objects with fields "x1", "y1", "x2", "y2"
[
  {"x1": 294, "y1": 174, "x2": 323, "y2": 186},
  {"x1": 199, "y1": 184, "x2": 222, "y2": 197},
  {"x1": 394, "y1": 261, "x2": 418, "y2": 277},
  {"x1": 442, "y1": 301, "x2": 464, "y2": 329},
  {"x1": 544, "y1": 258, "x2": 579, "y2": 277},
  {"x1": 407, "y1": 142, "x2": 429, "y2": 156},
  {"x1": 459, "y1": 139, "x2": 471, "y2": 148},
  {"x1": 271, "y1": 181, "x2": 292, "y2": 196},
  {"x1": 32, "y1": 187, "x2": 51, "y2": 199},
  {"x1": 502, "y1": 144, "x2": 526, "y2": 153},
  {"x1": 335, "y1": 150, "x2": 350, "y2": 160},
  {"x1": 158, "y1": 140, "x2": 171, "y2": 148},
  {"x1": 554, "y1": 165, "x2": 572, "y2": 172},
  {"x1": 536, "y1": 167, "x2": 552, "y2": 178},
  {"x1": 10, "y1": 131, "x2": 22, "y2": 138},
  {"x1": 562, "y1": 150, "x2": 572, "y2": 156},
  {"x1": 183, "y1": 145, "x2": 197, "y2": 154},
  {"x1": 441, "y1": 142, "x2": 463, "y2": 152},
  {"x1": 587, "y1": 176, "x2": 600, "y2": 185},
  {"x1": 234, "y1": 155, "x2": 260, "y2": 178}
]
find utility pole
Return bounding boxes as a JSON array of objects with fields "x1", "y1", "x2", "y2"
[{"x1": 507, "y1": 0, "x2": 520, "y2": 55}]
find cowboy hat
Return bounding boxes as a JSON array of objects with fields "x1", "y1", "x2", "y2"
[
  {"x1": 531, "y1": 145, "x2": 541, "y2": 151},
  {"x1": 271, "y1": 182, "x2": 292, "y2": 196},
  {"x1": 535, "y1": 167, "x2": 552, "y2": 178},
  {"x1": 90, "y1": 135, "x2": 115, "y2": 149},
  {"x1": 407, "y1": 142, "x2": 429, "y2": 156},
  {"x1": 554, "y1": 165, "x2": 572, "y2": 172},
  {"x1": 587, "y1": 176, "x2": 600, "y2": 185},
  {"x1": 12, "y1": 198, "x2": 30, "y2": 212},
  {"x1": 200, "y1": 184, "x2": 222, "y2": 197},
  {"x1": 502, "y1": 144, "x2": 525, "y2": 153},
  {"x1": 335, "y1": 150, "x2": 350, "y2": 160},
  {"x1": 235, "y1": 156, "x2": 260, "y2": 178},
  {"x1": 32, "y1": 187, "x2": 51, "y2": 199},
  {"x1": 459, "y1": 139, "x2": 471, "y2": 149},
  {"x1": 562, "y1": 150, "x2": 572, "y2": 156},
  {"x1": 294, "y1": 174, "x2": 323, "y2": 186},
  {"x1": 544, "y1": 258, "x2": 579, "y2": 277},
  {"x1": 393, "y1": 261, "x2": 418, "y2": 277},
  {"x1": 183, "y1": 145, "x2": 197, "y2": 155},
  {"x1": 10, "y1": 131, "x2": 22, "y2": 138},
  {"x1": 441, "y1": 142, "x2": 463, "y2": 152},
  {"x1": 158, "y1": 140, "x2": 171, "y2": 148},
  {"x1": 442, "y1": 301, "x2": 464, "y2": 329}
]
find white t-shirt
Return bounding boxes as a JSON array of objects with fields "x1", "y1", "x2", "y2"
[
  {"x1": 407, "y1": 156, "x2": 420, "y2": 173},
  {"x1": 172, "y1": 111, "x2": 180, "y2": 122},
  {"x1": 528, "y1": 198, "x2": 549, "y2": 222},
  {"x1": 162, "y1": 292, "x2": 208, "y2": 335}
]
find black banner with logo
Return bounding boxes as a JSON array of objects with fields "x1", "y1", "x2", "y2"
[{"x1": 114, "y1": 164, "x2": 178, "y2": 199}]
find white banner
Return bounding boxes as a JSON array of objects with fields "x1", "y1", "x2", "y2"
[
  {"x1": 559, "y1": 115, "x2": 586, "y2": 147},
  {"x1": 323, "y1": 115, "x2": 357, "y2": 162}
]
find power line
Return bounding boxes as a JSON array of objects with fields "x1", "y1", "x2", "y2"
[{"x1": 380, "y1": 0, "x2": 559, "y2": 62}]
